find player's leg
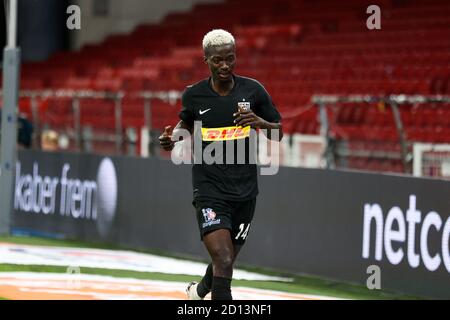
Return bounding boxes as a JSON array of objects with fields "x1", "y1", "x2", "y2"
[
  {"x1": 194, "y1": 263, "x2": 213, "y2": 298},
  {"x1": 202, "y1": 228, "x2": 235, "y2": 300},
  {"x1": 195, "y1": 198, "x2": 255, "y2": 300},
  {"x1": 197, "y1": 198, "x2": 256, "y2": 299},
  {"x1": 194, "y1": 243, "x2": 242, "y2": 299},
  {"x1": 188, "y1": 198, "x2": 234, "y2": 300}
]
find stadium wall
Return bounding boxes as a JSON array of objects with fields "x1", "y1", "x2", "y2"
[
  {"x1": 17, "y1": 0, "x2": 68, "y2": 61},
  {"x1": 71, "y1": 0, "x2": 223, "y2": 50},
  {"x1": 11, "y1": 150, "x2": 450, "y2": 298}
]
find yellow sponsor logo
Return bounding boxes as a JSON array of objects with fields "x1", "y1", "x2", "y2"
[{"x1": 201, "y1": 126, "x2": 251, "y2": 141}]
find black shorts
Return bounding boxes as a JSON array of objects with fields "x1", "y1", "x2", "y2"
[{"x1": 193, "y1": 197, "x2": 256, "y2": 245}]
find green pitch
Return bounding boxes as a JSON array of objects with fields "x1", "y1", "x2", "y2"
[{"x1": 0, "y1": 236, "x2": 421, "y2": 300}]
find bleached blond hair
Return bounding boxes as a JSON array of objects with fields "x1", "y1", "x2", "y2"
[{"x1": 202, "y1": 29, "x2": 235, "y2": 52}]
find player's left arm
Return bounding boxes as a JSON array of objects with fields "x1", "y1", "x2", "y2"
[
  {"x1": 233, "y1": 83, "x2": 283, "y2": 141},
  {"x1": 233, "y1": 110, "x2": 283, "y2": 141}
]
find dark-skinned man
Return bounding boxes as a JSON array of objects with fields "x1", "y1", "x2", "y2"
[{"x1": 159, "y1": 29, "x2": 282, "y2": 300}]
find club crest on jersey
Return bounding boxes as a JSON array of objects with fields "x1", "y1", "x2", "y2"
[
  {"x1": 202, "y1": 208, "x2": 221, "y2": 228},
  {"x1": 238, "y1": 101, "x2": 251, "y2": 111}
]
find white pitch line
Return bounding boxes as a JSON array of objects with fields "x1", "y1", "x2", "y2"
[{"x1": 0, "y1": 242, "x2": 291, "y2": 282}]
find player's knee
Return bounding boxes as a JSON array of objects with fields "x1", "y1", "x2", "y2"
[
  {"x1": 211, "y1": 251, "x2": 234, "y2": 273},
  {"x1": 219, "y1": 254, "x2": 234, "y2": 269}
]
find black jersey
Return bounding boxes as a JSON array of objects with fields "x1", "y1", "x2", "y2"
[{"x1": 179, "y1": 75, "x2": 281, "y2": 201}]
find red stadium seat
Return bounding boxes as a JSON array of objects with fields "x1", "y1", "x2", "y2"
[{"x1": 14, "y1": 0, "x2": 450, "y2": 169}]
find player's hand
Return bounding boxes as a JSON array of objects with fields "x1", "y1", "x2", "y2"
[
  {"x1": 233, "y1": 108, "x2": 267, "y2": 129},
  {"x1": 158, "y1": 125, "x2": 174, "y2": 151}
]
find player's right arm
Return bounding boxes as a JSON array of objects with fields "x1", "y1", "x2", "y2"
[
  {"x1": 159, "y1": 87, "x2": 195, "y2": 151},
  {"x1": 158, "y1": 120, "x2": 192, "y2": 151}
]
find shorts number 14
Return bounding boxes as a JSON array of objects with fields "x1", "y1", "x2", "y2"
[{"x1": 235, "y1": 223, "x2": 251, "y2": 240}]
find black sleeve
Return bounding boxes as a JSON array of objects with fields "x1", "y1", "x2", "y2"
[
  {"x1": 254, "y1": 83, "x2": 281, "y2": 123},
  {"x1": 178, "y1": 89, "x2": 195, "y2": 127}
]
